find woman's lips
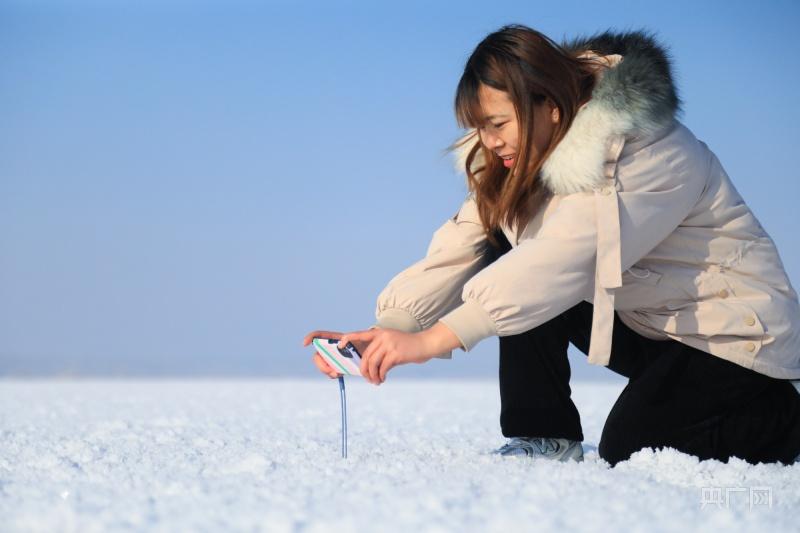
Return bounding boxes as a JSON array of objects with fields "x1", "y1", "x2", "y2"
[{"x1": 502, "y1": 155, "x2": 515, "y2": 168}]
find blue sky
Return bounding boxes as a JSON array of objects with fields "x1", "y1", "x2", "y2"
[{"x1": 2, "y1": 0, "x2": 798, "y2": 379}]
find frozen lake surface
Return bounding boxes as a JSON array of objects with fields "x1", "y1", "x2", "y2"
[{"x1": 1, "y1": 379, "x2": 798, "y2": 532}]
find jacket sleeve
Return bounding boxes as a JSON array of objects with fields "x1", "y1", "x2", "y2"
[
  {"x1": 372, "y1": 193, "x2": 490, "y2": 359},
  {"x1": 437, "y1": 139, "x2": 709, "y2": 352}
]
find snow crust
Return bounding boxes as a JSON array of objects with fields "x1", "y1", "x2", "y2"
[{"x1": 1, "y1": 379, "x2": 798, "y2": 532}]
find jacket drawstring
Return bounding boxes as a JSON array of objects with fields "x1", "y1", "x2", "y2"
[{"x1": 588, "y1": 134, "x2": 626, "y2": 366}]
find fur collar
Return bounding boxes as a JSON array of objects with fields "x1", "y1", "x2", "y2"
[{"x1": 454, "y1": 29, "x2": 681, "y2": 195}]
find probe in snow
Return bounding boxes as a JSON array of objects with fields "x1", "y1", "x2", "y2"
[{"x1": 310, "y1": 337, "x2": 358, "y2": 459}]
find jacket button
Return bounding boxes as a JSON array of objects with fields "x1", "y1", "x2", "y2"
[
  {"x1": 602, "y1": 187, "x2": 613, "y2": 195},
  {"x1": 745, "y1": 342, "x2": 756, "y2": 352},
  {"x1": 745, "y1": 316, "x2": 756, "y2": 326},
  {"x1": 717, "y1": 289, "x2": 729, "y2": 298}
]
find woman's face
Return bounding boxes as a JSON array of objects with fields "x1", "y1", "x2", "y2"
[{"x1": 476, "y1": 84, "x2": 559, "y2": 169}]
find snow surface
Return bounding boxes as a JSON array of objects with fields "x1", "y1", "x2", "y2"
[{"x1": 1, "y1": 379, "x2": 798, "y2": 532}]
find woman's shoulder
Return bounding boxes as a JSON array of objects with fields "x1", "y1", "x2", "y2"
[
  {"x1": 617, "y1": 119, "x2": 715, "y2": 197},
  {"x1": 623, "y1": 119, "x2": 709, "y2": 163}
]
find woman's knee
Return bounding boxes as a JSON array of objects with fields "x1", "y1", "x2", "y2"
[
  {"x1": 597, "y1": 387, "x2": 655, "y2": 466},
  {"x1": 598, "y1": 428, "x2": 641, "y2": 466}
]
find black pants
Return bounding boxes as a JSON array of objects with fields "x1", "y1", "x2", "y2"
[{"x1": 487, "y1": 229, "x2": 800, "y2": 466}]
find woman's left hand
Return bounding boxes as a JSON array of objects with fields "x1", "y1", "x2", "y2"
[{"x1": 338, "y1": 323, "x2": 462, "y2": 385}]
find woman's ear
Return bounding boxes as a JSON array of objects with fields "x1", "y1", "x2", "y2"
[{"x1": 547, "y1": 98, "x2": 559, "y2": 123}]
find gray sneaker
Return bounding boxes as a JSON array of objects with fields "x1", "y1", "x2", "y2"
[{"x1": 493, "y1": 437, "x2": 584, "y2": 462}]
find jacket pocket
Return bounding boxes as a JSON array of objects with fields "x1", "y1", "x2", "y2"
[{"x1": 616, "y1": 266, "x2": 666, "y2": 311}]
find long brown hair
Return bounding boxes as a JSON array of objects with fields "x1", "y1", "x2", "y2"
[{"x1": 448, "y1": 24, "x2": 602, "y2": 247}]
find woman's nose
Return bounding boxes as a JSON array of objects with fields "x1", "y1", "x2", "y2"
[{"x1": 481, "y1": 131, "x2": 503, "y2": 148}]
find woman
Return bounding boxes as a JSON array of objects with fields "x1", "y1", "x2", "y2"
[{"x1": 302, "y1": 25, "x2": 800, "y2": 466}]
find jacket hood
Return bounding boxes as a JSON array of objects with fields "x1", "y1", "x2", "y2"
[{"x1": 454, "y1": 29, "x2": 682, "y2": 195}]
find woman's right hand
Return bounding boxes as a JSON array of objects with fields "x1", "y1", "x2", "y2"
[{"x1": 302, "y1": 329, "x2": 370, "y2": 379}]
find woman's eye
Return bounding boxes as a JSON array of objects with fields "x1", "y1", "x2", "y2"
[{"x1": 492, "y1": 123, "x2": 505, "y2": 129}]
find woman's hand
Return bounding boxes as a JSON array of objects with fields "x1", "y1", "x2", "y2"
[
  {"x1": 338, "y1": 322, "x2": 463, "y2": 385},
  {"x1": 302, "y1": 329, "x2": 371, "y2": 379}
]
